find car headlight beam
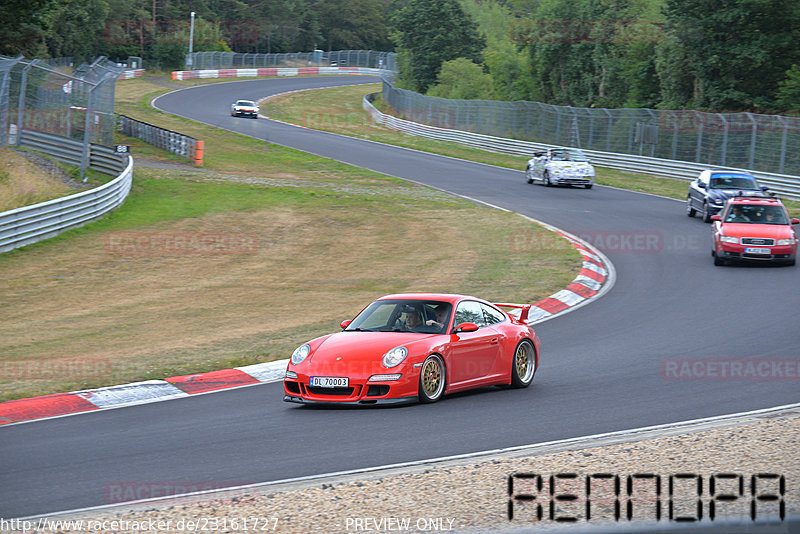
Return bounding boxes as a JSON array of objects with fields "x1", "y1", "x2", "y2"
[{"x1": 382, "y1": 346, "x2": 408, "y2": 368}]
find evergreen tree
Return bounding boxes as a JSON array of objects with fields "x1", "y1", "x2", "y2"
[
  {"x1": 662, "y1": 0, "x2": 800, "y2": 110},
  {"x1": 391, "y1": 0, "x2": 485, "y2": 92}
]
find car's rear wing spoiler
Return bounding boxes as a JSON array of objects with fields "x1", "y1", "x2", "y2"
[{"x1": 495, "y1": 303, "x2": 532, "y2": 323}]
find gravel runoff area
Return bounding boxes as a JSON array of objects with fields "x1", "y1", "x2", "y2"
[{"x1": 15, "y1": 404, "x2": 798, "y2": 534}]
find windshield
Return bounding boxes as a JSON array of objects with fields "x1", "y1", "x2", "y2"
[
  {"x1": 551, "y1": 149, "x2": 588, "y2": 162},
  {"x1": 345, "y1": 299, "x2": 452, "y2": 334},
  {"x1": 236, "y1": 100, "x2": 255, "y2": 106},
  {"x1": 709, "y1": 174, "x2": 758, "y2": 190},
  {"x1": 724, "y1": 204, "x2": 788, "y2": 224}
]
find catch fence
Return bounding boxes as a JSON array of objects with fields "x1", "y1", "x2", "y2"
[
  {"x1": 0, "y1": 55, "x2": 125, "y2": 175},
  {"x1": 186, "y1": 50, "x2": 396, "y2": 73},
  {"x1": 381, "y1": 85, "x2": 800, "y2": 177}
]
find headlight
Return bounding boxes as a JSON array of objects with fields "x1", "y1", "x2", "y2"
[
  {"x1": 709, "y1": 198, "x2": 724, "y2": 205},
  {"x1": 285, "y1": 370, "x2": 297, "y2": 379},
  {"x1": 720, "y1": 236, "x2": 738, "y2": 243},
  {"x1": 291, "y1": 344, "x2": 311, "y2": 365},
  {"x1": 382, "y1": 346, "x2": 408, "y2": 368},
  {"x1": 777, "y1": 238, "x2": 796, "y2": 246}
]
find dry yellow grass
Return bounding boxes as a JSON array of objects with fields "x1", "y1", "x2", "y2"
[{"x1": 0, "y1": 148, "x2": 76, "y2": 211}]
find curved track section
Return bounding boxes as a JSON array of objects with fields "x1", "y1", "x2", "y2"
[{"x1": 1, "y1": 76, "x2": 797, "y2": 518}]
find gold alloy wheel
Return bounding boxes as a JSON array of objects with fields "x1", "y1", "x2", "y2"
[
  {"x1": 515, "y1": 342, "x2": 533, "y2": 383},
  {"x1": 422, "y1": 358, "x2": 442, "y2": 397}
]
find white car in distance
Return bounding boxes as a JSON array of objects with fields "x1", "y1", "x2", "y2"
[
  {"x1": 525, "y1": 147, "x2": 595, "y2": 189},
  {"x1": 231, "y1": 99, "x2": 259, "y2": 119}
]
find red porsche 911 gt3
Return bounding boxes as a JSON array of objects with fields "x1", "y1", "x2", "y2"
[{"x1": 283, "y1": 293, "x2": 540, "y2": 405}]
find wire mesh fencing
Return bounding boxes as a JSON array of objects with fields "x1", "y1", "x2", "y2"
[
  {"x1": 381, "y1": 84, "x2": 800, "y2": 177},
  {"x1": 186, "y1": 50, "x2": 396, "y2": 73},
  {"x1": 0, "y1": 55, "x2": 125, "y2": 152}
]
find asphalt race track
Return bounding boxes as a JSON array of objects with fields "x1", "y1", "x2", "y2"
[{"x1": 1, "y1": 76, "x2": 798, "y2": 518}]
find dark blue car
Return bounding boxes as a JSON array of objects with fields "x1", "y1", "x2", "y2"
[{"x1": 687, "y1": 170, "x2": 768, "y2": 222}]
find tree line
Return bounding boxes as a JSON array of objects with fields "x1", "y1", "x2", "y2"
[
  {"x1": 393, "y1": 0, "x2": 800, "y2": 113},
  {"x1": 0, "y1": 0, "x2": 392, "y2": 68},
  {"x1": 2, "y1": 0, "x2": 798, "y2": 111}
]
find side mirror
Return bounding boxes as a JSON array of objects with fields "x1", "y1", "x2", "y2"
[
  {"x1": 710, "y1": 215, "x2": 722, "y2": 222},
  {"x1": 697, "y1": 182, "x2": 707, "y2": 189},
  {"x1": 453, "y1": 322, "x2": 478, "y2": 333},
  {"x1": 761, "y1": 186, "x2": 769, "y2": 191},
  {"x1": 792, "y1": 218, "x2": 800, "y2": 225},
  {"x1": 340, "y1": 320, "x2": 352, "y2": 329}
]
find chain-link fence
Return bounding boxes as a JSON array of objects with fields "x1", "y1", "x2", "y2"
[
  {"x1": 381, "y1": 85, "x2": 800, "y2": 177},
  {"x1": 0, "y1": 55, "x2": 125, "y2": 173},
  {"x1": 186, "y1": 50, "x2": 396, "y2": 72}
]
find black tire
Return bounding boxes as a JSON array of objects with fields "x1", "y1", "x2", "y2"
[
  {"x1": 511, "y1": 339, "x2": 536, "y2": 388},
  {"x1": 525, "y1": 167, "x2": 533, "y2": 184},
  {"x1": 702, "y1": 202, "x2": 712, "y2": 223},
  {"x1": 418, "y1": 354, "x2": 446, "y2": 403},
  {"x1": 584, "y1": 183, "x2": 593, "y2": 189},
  {"x1": 714, "y1": 254, "x2": 725, "y2": 266},
  {"x1": 687, "y1": 197, "x2": 696, "y2": 217},
  {"x1": 544, "y1": 171, "x2": 552, "y2": 187}
]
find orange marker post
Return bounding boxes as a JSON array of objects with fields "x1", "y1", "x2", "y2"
[{"x1": 193, "y1": 140, "x2": 204, "y2": 166}]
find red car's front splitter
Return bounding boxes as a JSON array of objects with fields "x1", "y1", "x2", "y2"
[{"x1": 283, "y1": 393, "x2": 418, "y2": 406}]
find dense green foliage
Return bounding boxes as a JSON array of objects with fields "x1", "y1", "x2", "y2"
[
  {"x1": 426, "y1": 58, "x2": 495, "y2": 99},
  {"x1": 660, "y1": 0, "x2": 800, "y2": 111},
  {"x1": 3, "y1": 0, "x2": 798, "y2": 112},
  {"x1": 390, "y1": 0, "x2": 486, "y2": 92},
  {"x1": 411, "y1": 0, "x2": 800, "y2": 112},
  {"x1": 1, "y1": 0, "x2": 392, "y2": 68}
]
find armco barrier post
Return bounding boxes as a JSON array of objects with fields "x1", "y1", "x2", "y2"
[{"x1": 193, "y1": 140, "x2": 204, "y2": 166}]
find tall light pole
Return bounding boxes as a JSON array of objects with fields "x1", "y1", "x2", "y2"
[{"x1": 187, "y1": 11, "x2": 196, "y2": 68}]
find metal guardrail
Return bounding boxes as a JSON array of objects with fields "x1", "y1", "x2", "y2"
[
  {"x1": 0, "y1": 154, "x2": 133, "y2": 253},
  {"x1": 117, "y1": 114, "x2": 202, "y2": 164},
  {"x1": 17, "y1": 129, "x2": 127, "y2": 175},
  {"x1": 363, "y1": 94, "x2": 800, "y2": 201}
]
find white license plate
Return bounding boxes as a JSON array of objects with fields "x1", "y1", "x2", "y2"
[
  {"x1": 310, "y1": 376, "x2": 348, "y2": 388},
  {"x1": 745, "y1": 247, "x2": 771, "y2": 254}
]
